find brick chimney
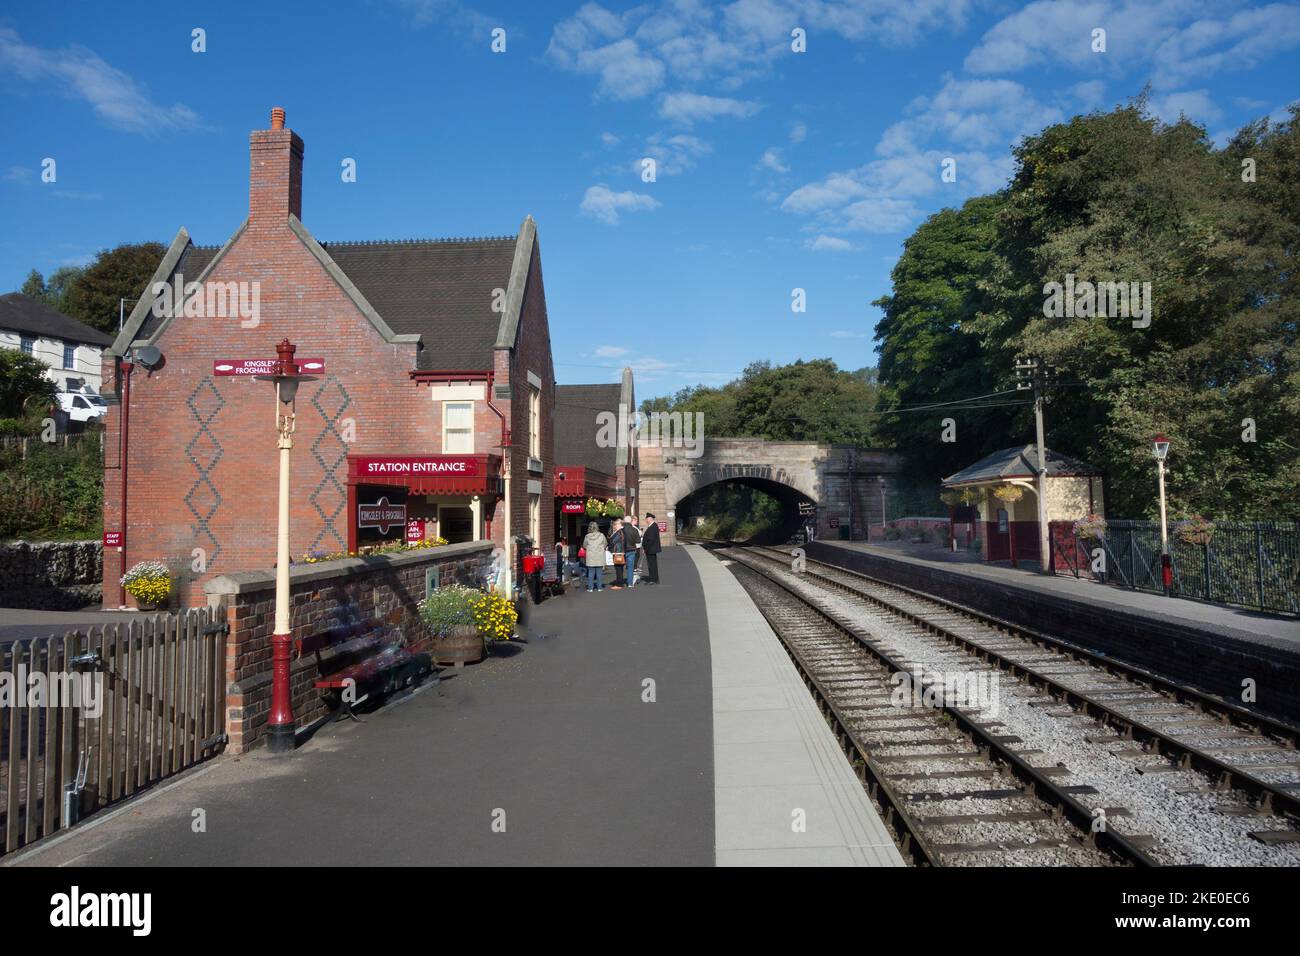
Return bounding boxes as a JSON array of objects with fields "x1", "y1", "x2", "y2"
[{"x1": 249, "y1": 106, "x2": 303, "y2": 225}]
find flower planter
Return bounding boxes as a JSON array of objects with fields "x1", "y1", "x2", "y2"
[{"x1": 433, "y1": 624, "x2": 484, "y2": 665}]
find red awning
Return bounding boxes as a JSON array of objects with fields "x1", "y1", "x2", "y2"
[
  {"x1": 554, "y1": 465, "x2": 616, "y2": 499},
  {"x1": 347, "y1": 454, "x2": 502, "y2": 496}
]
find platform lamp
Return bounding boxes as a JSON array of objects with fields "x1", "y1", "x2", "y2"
[
  {"x1": 1152, "y1": 433, "x2": 1173, "y2": 595},
  {"x1": 255, "y1": 339, "x2": 317, "y2": 753}
]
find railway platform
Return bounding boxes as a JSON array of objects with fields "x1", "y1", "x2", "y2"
[
  {"x1": 3, "y1": 546, "x2": 901, "y2": 868},
  {"x1": 810, "y1": 539, "x2": 1300, "y2": 723}
]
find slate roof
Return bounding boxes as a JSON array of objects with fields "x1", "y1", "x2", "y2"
[
  {"x1": 138, "y1": 236, "x2": 518, "y2": 371},
  {"x1": 555, "y1": 384, "x2": 622, "y2": 474},
  {"x1": 942, "y1": 445, "x2": 1100, "y2": 485},
  {"x1": 0, "y1": 293, "x2": 113, "y2": 347}
]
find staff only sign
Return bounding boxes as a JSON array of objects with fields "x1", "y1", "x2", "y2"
[{"x1": 357, "y1": 496, "x2": 406, "y2": 534}]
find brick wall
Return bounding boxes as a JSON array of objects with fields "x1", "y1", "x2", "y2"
[
  {"x1": 206, "y1": 540, "x2": 492, "y2": 753},
  {"x1": 495, "y1": 238, "x2": 556, "y2": 559}
]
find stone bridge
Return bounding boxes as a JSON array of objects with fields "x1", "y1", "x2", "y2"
[{"x1": 638, "y1": 439, "x2": 899, "y2": 546}]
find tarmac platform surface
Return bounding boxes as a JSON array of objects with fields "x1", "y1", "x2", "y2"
[
  {"x1": 5, "y1": 546, "x2": 902, "y2": 867},
  {"x1": 820, "y1": 539, "x2": 1300, "y2": 649}
]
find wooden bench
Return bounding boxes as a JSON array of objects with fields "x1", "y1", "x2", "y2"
[{"x1": 295, "y1": 610, "x2": 433, "y2": 721}]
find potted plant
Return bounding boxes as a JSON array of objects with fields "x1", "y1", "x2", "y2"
[
  {"x1": 121, "y1": 560, "x2": 172, "y2": 610},
  {"x1": 604, "y1": 498, "x2": 625, "y2": 519},
  {"x1": 1175, "y1": 514, "x2": 1216, "y2": 547},
  {"x1": 1073, "y1": 513, "x2": 1107, "y2": 542},
  {"x1": 469, "y1": 589, "x2": 517, "y2": 648},
  {"x1": 419, "y1": 585, "x2": 483, "y2": 665},
  {"x1": 585, "y1": 497, "x2": 606, "y2": 518}
]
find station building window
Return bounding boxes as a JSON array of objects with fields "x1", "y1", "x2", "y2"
[
  {"x1": 529, "y1": 493, "x2": 540, "y2": 547},
  {"x1": 62, "y1": 342, "x2": 76, "y2": 369},
  {"x1": 443, "y1": 401, "x2": 474, "y2": 454},
  {"x1": 528, "y1": 387, "x2": 540, "y2": 460},
  {"x1": 20, "y1": 336, "x2": 34, "y2": 355}
]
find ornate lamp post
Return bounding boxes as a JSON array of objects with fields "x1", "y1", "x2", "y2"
[
  {"x1": 256, "y1": 340, "x2": 315, "y2": 753},
  {"x1": 1152, "y1": 433, "x2": 1172, "y2": 596}
]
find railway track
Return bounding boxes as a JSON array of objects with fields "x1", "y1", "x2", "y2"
[
  {"x1": 719, "y1": 556, "x2": 1148, "y2": 866},
  {"x1": 706, "y1": 541, "x2": 1300, "y2": 865}
]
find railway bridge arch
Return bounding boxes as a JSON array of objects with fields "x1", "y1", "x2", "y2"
[{"x1": 638, "y1": 439, "x2": 899, "y2": 546}]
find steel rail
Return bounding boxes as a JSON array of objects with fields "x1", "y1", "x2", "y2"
[
  {"x1": 720, "y1": 547, "x2": 1157, "y2": 867},
  {"x1": 741, "y1": 543, "x2": 1300, "y2": 822}
]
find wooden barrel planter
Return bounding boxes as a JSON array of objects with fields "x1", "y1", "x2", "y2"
[{"x1": 433, "y1": 624, "x2": 484, "y2": 665}]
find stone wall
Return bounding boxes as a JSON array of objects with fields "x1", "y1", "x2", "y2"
[
  {"x1": 205, "y1": 540, "x2": 493, "y2": 753},
  {"x1": 0, "y1": 539, "x2": 102, "y2": 609}
]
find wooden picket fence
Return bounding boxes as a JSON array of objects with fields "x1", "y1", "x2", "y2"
[{"x1": 0, "y1": 607, "x2": 228, "y2": 857}]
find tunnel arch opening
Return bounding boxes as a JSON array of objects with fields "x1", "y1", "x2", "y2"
[{"x1": 674, "y1": 476, "x2": 816, "y2": 544}]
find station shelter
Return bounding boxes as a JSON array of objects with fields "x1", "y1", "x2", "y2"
[{"x1": 942, "y1": 445, "x2": 1104, "y2": 566}]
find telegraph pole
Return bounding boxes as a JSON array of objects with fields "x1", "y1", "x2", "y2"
[{"x1": 1014, "y1": 357, "x2": 1052, "y2": 573}]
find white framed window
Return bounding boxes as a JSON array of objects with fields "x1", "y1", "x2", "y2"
[
  {"x1": 528, "y1": 387, "x2": 540, "y2": 459},
  {"x1": 20, "y1": 336, "x2": 34, "y2": 355},
  {"x1": 529, "y1": 494, "x2": 540, "y2": 546},
  {"x1": 443, "y1": 401, "x2": 474, "y2": 454},
  {"x1": 62, "y1": 342, "x2": 76, "y2": 369}
]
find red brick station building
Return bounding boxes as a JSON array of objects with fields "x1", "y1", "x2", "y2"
[{"x1": 101, "y1": 109, "x2": 637, "y2": 607}]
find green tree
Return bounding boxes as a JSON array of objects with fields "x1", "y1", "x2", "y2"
[
  {"x1": 61, "y1": 242, "x2": 166, "y2": 333},
  {"x1": 872, "y1": 194, "x2": 1021, "y2": 486},
  {"x1": 0, "y1": 350, "x2": 57, "y2": 419}
]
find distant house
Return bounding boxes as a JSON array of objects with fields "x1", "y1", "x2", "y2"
[{"x1": 0, "y1": 292, "x2": 113, "y2": 394}]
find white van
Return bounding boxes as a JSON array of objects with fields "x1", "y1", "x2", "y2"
[{"x1": 57, "y1": 391, "x2": 107, "y2": 423}]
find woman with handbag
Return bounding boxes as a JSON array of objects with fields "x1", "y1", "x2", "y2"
[
  {"x1": 608, "y1": 518, "x2": 628, "y2": 589},
  {"x1": 581, "y1": 521, "x2": 608, "y2": 593}
]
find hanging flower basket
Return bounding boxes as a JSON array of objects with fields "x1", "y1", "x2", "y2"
[
  {"x1": 993, "y1": 483, "x2": 1024, "y2": 504},
  {"x1": 939, "y1": 489, "x2": 961, "y2": 507},
  {"x1": 959, "y1": 488, "x2": 978, "y2": 506},
  {"x1": 1175, "y1": 514, "x2": 1216, "y2": 546},
  {"x1": 1073, "y1": 514, "x2": 1107, "y2": 541}
]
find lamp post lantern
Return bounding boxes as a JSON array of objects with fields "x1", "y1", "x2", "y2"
[
  {"x1": 1152, "y1": 433, "x2": 1173, "y2": 595},
  {"x1": 255, "y1": 339, "x2": 316, "y2": 753}
]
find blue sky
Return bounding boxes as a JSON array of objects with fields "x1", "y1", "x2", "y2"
[{"x1": 2, "y1": 1, "x2": 1297, "y2": 399}]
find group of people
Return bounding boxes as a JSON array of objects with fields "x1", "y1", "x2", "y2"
[{"x1": 563, "y1": 513, "x2": 662, "y2": 592}]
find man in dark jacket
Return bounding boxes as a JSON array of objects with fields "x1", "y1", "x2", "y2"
[
  {"x1": 641, "y1": 513, "x2": 661, "y2": 584},
  {"x1": 623, "y1": 515, "x2": 642, "y2": 588}
]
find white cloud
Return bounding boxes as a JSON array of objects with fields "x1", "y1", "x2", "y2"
[
  {"x1": 0, "y1": 27, "x2": 200, "y2": 133},
  {"x1": 759, "y1": 147, "x2": 788, "y2": 173},
  {"x1": 548, "y1": 1, "x2": 973, "y2": 102},
  {"x1": 789, "y1": 121, "x2": 808, "y2": 143},
  {"x1": 964, "y1": 1, "x2": 1300, "y2": 91},
  {"x1": 1150, "y1": 89, "x2": 1223, "y2": 125},
  {"x1": 659, "y1": 92, "x2": 761, "y2": 125},
  {"x1": 636, "y1": 133, "x2": 713, "y2": 175},
  {"x1": 600, "y1": 131, "x2": 621, "y2": 147},
  {"x1": 1071, "y1": 80, "x2": 1107, "y2": 109},
  {"x1": 808, "y1": 235, "x2": 854, "y2": 252},
  {"x1": 830, "y1": 329, "x2": 870, "y2": 338},
  {"x1": 1152, "y1": 4, "x2": 1300, "y2": 87},
  {"x1": 780, "y1": 78, "x2": 1051, "y2": 236},
  {"x1": 579, "y1": 184, "x2": 661, "y2": 224},
  {"x1": 4, "y1": 166, "x2": 33, "y2": 183},
  {"x1": 594, "y1": 345, "x2": 629, "y2": 358}
]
